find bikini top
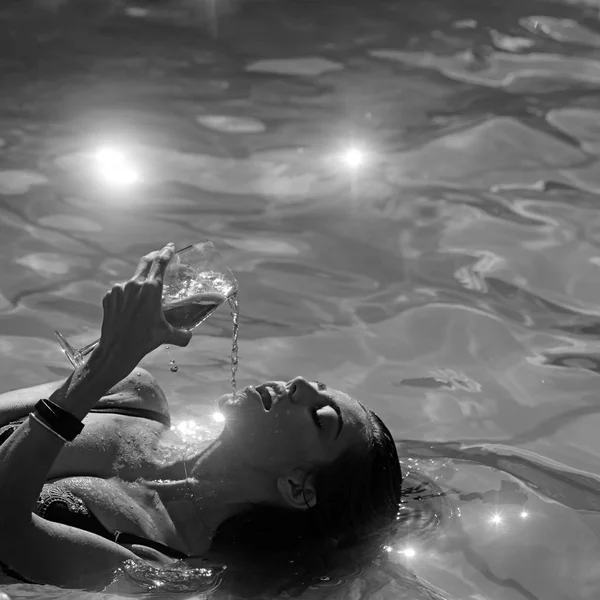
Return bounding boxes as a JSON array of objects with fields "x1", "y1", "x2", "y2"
[
  {"x1": 37, "y1": 481, "x2": 188, "y2": 560},
  {"x1": 1, "y1": 406, "x2": 188, "y2": 561}
]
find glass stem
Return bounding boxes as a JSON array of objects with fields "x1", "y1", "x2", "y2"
[{"x1": 79, "y1": 339, "x2": 100, "y2": 358}]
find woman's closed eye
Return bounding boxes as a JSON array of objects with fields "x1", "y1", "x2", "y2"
[
  {"x1": 310, "y1": 404, "x2": 343, "y2": 440},
  {"x1": 310, "y1": 406, "x2": 323, "y2": 428}
]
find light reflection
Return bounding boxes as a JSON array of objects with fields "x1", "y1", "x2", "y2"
[
  {"x1": 489, "y1": 513, "x2": 503, "y2": 525},
  {"x1": 93, "y1": 146, "x2": 141, "y2": 188},
  {"x1": 174, "y1": 420, "x2": 199, "y2": 437},
  {"x1": 212, "y1": 411, "x2": 226, "y2": 423},
  {"x1": 336, "y1": 145, "x2": 370, "y2": 172},
  {"x1": 520, "y1": 510, "x2": 529, "y2": 519},
  {"x1": 341, "y1": 147, "x2": 365, "y2": 169},
  {"x1": 399, "y1": 546, "x2": 416, "y2": 558},
  {"x1": 172, "y1": 416, "x2": 224, "y2": 444}
]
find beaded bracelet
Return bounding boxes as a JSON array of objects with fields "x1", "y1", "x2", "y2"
[{"x1": 33, "y1": 399, "x2": 84, "y2": 442}]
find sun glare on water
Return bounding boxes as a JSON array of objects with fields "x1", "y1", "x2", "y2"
[
  {"x1": 339, "y1": 146, "x2": 367, "y2": 170},
  {"x1": 93, "y1": 146, "x2": 141, "y2": 188}
]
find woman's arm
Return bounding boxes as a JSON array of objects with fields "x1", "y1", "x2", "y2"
[
  {"x1": 0, "y1": 381, "x2": 63, "y2": 425},
  {"x1": 0, "y1": 368, "x2": 169, "y2": 427},
  {"x1": 0, "y1": 243, "x2": 191, "y2": 588}
]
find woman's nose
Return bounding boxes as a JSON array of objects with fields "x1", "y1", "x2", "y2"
[{"x1": 288, "y1": 376, "x2": 316, "y2": 402}]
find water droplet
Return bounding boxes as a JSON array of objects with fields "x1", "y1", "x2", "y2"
[{"x1": 165, "y1": 345, "x2": 177, "y2": 372}]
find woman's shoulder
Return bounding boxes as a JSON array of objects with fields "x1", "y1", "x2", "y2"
[
  {"x1": 93, "y1": 368, "x2": 170, "y2": 424},
  {"x1": 0, "y1": 368, "x2": 170, "y2": 428}
]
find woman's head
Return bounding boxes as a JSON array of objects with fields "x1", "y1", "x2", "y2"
[
  {"x1": 217, "y1": 377, "x2": 382, "y2": 507},
  {"x1": 212, "y1": 377, "x2": 402, "y2": 594}
]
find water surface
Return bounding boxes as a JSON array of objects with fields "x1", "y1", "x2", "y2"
[{"x1": 2, "y1": 0, "x2": 600, "y2": 598}]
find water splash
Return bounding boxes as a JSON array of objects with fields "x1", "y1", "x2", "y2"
[{"x1": 121, "y1": 559, "x2": 224, "y2": 594}]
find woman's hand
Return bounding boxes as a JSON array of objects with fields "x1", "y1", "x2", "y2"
[{"x1": 97, "y1": 243, "x2": 192, "y2": 372}]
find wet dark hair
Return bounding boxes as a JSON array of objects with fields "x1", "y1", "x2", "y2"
[{"x1": 209, "y1": 406, "x2": 402, "y2": 597}]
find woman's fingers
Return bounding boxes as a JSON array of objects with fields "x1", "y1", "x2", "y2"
[
  {"x1": 132, "y1": 252, "x2": 158, "y2": 281},
  {"x1": 98, "y1": 243, "x2": 187, "y2": 368},
  {"x1": 103, "y1": 284, "x2": 125, "y2": 315},
  {"x1": 148, "y1": 243, "x2": 175, "y2": 283},
  {"x1": 132, "y1": 243, "x2": 175, "y2": 282}
]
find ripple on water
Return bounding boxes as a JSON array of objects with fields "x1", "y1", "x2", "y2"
[
  {"x1": 98, "y1": 257, "x2": 136, "y2": 278},
  {"x1": 370, "y1": 48, "x2": 600, "y2": 90},
  {"x1": 36, "y1": 215, "x2": 103, "y2": 233},
  {"x1": 0, "y1": 170, "x2": 48, "y2": 194},
  {"x1": 224, "y1": 236, "x2": 304, "y2": 255},
  {"x1": 520, "y1": 16, "x2": 600, "y2": 48},
  {"x1": 196, "y1": 114, "x2": 267, "y2": 133},
  {"x1": 245, "y1": 57, "x2": 344, "y2": 76},
  {"x1": 18, "y1": 280, "x2": 107, "y2": 333},
  {"x1": 4, "y1": 233, "x2": 93, "y2": 267},
  {"x1": 61, "y1": 193, "x2": 200, "y2": 213},
  {"x1": 547, "y1": 107, "x2": 600, "y2": 155},
  {"x1": 393, "y1": 462, "x2": 456, "y2": 548},
  {"x1": 0, "y1": 292, "x2": 12, "y2": 312},
  {"x1": 489, "y1": 29, "x2": 535, "y2": 51},
  {"x1": 14, "y1": 252, "x2": 91, "y2": 278},
  {"x1": 384, "y1": 117, "x2": 586, "y2": 190}
]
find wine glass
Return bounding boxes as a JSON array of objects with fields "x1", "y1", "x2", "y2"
[{"x1": 54, "y1": 240, "x2": 238, "y2": 368}]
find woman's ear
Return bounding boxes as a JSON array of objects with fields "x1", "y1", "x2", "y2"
[{"x1": 277, "y1": 469, "x2": 316, "y2": 510}]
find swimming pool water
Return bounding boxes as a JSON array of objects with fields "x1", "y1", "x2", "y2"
[{"x1": 2, "y1": 0, "x2": 600, "y2": 598}]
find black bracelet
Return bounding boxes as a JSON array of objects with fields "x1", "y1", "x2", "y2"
[
  {"x1": 29, "y1": 412, "x2": 69, "y2": 443},
  {"x1": 33, "y1": 399, "x2": 84, "y2": 442}
]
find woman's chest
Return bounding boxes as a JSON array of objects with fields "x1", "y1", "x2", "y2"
[
  {"x1": 48, "y1": 414, "x2": 183, "y2": 481},
  {"x1": 49, "y1": 476, "x2": 183, "y2": 547}
]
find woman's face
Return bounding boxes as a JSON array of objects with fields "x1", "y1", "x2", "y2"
[{"x1": 217, "y1": 377, "x2": 370, "y2": 479}]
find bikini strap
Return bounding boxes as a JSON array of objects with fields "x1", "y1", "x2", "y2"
[{"x1": 89, "y1": 406, "x2": 171, "y2": 427}]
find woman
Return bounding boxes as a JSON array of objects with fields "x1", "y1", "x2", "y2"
[{"x1": 0, "y1": 243, "x2": 402, "y2": 592}]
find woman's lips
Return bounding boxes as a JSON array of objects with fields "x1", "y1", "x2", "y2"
[
  {"x1": 247, "y1": 386, "x2": 262, "y2": 405},
  {"x1": 255, "y1": 384, "x2": 285, "y2": 411},
  {"x1": 217, "y1": 386, "x2": 262, "y2": 410}
]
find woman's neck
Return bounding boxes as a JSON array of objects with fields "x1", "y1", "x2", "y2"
[
  {"x1": 144, "y1": 436, "x2": 266, "y2": 556},
  {"x1": 187, "y1": 438, "x2": 268, "y2": 534}
]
